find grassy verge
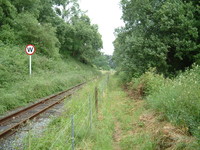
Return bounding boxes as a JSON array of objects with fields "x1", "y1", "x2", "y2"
[
  {"x1": 25, "y1": 75, "x2": 110, "y2": 149},
  {"x1": 107, "y1": 77, "x2": 198, "y2": 150},
  {"x1": 0, "y1": 45, "x2": 100, "y2": 114},
  {"x1": 108, "y1": 77, "x2": 157, "y2": 150},
  {"x1": 25, "y1": 75, "x2": 199, "y2": 149},
  {"x1": 128, "y1": 66, "x2": 200, "y2": 144}
]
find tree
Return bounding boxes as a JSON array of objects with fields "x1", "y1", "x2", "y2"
[
  {"x1": 0, "y1": 0, "x2": 103, "y2": 62},
  {"x1": 58, "y1": 15, "x2": 103, "y2": 63},
  {"x1": 0, "y1": 0, "x2": 16, "y2": 27},
  {"x1": 114, "y1": 0, "x2": 200, "y2": 78},
  {"x1": 11, "y1": 0, "x2": 41, "y2": 17},
  {"x1": 92, "y1": 54, "x2": 112, "y2": 70},
  {"x1": 14, "y1": 13, "x2": 60, "y2": 57}
]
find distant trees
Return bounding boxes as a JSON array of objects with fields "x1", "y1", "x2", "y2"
[
  {"x1": 92, "y1": 54, "x2": 114, "y2": 70},
  {"x1": 0, "y1": 0, "x2": 103, "y2": 63},
  {"x1": 113, "y1": 0, "x2": 200, "y2": 77}
]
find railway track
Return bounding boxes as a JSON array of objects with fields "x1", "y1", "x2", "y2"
[{"x1": 0, "y1": 82, "x2": 85, "y2": 139}]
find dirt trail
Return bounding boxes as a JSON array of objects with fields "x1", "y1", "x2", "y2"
[
  {"x1": 110, "y1": 84, "x2": 198, "y2": 150},
  {"x1": 113, "y1": 121, "x2": 122, "y2": 150}
]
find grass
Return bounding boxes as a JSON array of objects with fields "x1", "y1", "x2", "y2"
[
  {"x1": 29, "y1": 75, "x2": 155, "y2": 150},
  {"x1": 25, "y1": 75, "x2": 111, "y2": 149},
  {"x1": 23, "y1": 75, "x2": 199, "y2": 149},
  {"x1": 127, "y1": 66, "x2": 200, "y2": 145},
  {"x1": 146, "y1": 66, "x2": 200, "y2": 141},
  {"x1": 108, "y1": 78, "x2": 156, "y2": 150},
  {"x1": 0, "y1": 44, "x2": 100, "y2": 114}
]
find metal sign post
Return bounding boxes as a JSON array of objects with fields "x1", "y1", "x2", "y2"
[
  {"x1": 25, "y1": 45, "x2": 36, "y2": 76},
  {"x1": 29, "y1": 55, "x2": 32, "y2": 75}
]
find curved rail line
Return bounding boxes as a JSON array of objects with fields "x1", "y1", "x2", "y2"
[{"x1": 0, "y1": 82, "x2": 85, "y2": 139}]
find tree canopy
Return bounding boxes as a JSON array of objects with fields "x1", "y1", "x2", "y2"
[
  {"x1": 0, "y1": 0, "x2": 103, "y2": 63},
  {"x1": 113, "y1": 0, "x2": 200, "y2": 77}
]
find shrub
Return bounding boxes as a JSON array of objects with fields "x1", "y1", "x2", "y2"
[
  {"x1": 130, "y1": 68, "x2": 166, "y2": 96},
  {"x1": 127, "y1": 66, "x2": 200, "y2": 141},
  {"x1": 147, "y1": 66, "x2": 200, "y2": 140},
  {"x1": 14, "y1": 13, "x2": 60, "y2": 58},
  {"x1": 0, "y1": 44, "x2": 100, "y2": 114},
  {"x1": 117, "y1": 71, "x2": 133, "y2": 84}
]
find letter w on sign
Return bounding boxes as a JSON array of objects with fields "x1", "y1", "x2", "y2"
[{"x1": 27, "y1": 47, "x2": 33, "y2": 52}]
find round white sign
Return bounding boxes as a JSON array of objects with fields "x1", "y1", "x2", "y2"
[{"x1": 25, "y1": 44, "x2": 36, "y2": 55}]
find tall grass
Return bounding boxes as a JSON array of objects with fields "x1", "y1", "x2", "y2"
[
  {"x1": 0, "y1": 44, "x2": 100, "y2": 114},
  {"x1": 25, "y1": 75, "x2": 111, "y2": 150},
  {"x1": 129, "y1": 66, "x2": 200, "y2": 141}
]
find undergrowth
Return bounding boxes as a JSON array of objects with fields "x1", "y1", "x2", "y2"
[
  {"x1": 25, "y1": 75, "x2": 112, "y2": 149},
  {"x1": 129, "y1": 66, "x2": 200, "y2": 143},
  {"x1": 24, "y1": 75, "x2": 200, "y2": 149},
  {"x1": 0, "y1": 44, "x2": 100, "y2": 114}
]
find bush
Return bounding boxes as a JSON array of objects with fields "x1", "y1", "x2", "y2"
[
  {"x1": 117, "y1": 71, "x2": 133, "y2": 84},
  {"x1": 0, "y1": 45, "x2": 27, "y2": 87},
  {"x1": 126, "y1": 66, "x2": 200, "y2": 141},
  {"x1": 14, "y1": 13, "x2": 60, "y2": 58},
  {"x1": 146, "y1": 66, "x2": 200, "y2": 140},
  {"x1": 0, "y1": 44, "x2": 100, "y2": 114},
  {"x1": 130, "y1": 68, "x2": 166, "y2": 96}
]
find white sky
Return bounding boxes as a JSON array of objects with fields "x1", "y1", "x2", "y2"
[{"x1": 79, "y1": 0, "x2": 124, "y2": 55}]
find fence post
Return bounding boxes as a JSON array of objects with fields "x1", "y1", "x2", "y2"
[
  {"x1": 95, "y1": 87, "x2": 98, "y2": 114},
  {"x1": 71, "y1": 115, "x2": 75, "y2": 150},
  {"x1": 89, "y1": 96, "x2": 92, "y2": 129},
  {"x1": 106, "y1": 74, "x2": 109, "y2": 94}
]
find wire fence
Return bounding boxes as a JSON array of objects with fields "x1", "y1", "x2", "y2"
[{"x1": 29, "y1": 74, "x2": 110, "y2": 150}]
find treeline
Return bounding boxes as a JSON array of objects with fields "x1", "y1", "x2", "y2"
[
  {"x1": 92, "y1": 54, "x2": 115, "y2": 70},
  {"x1": 113, "y1": 0, "x2": 200, "y2": 143},
  {"x1": 113, "y1": 0, "x2": 200, "y2": 78},
  {"x1": 0, "y1": 0, "x2": 103, "y2": 63}
]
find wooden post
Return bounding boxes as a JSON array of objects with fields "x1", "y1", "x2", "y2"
[
  {"x1": 95, "y1": 87, "x2": 98, "y2": 113},
  {"x1": 89, "y1": 96, "x2": 92, "y2": 129},
  {"x1": 71, "y1": 115, "x2": 75, "y2": 150}
]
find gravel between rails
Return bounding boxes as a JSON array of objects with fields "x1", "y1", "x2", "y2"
[{"x1": 0, "y1": 103, "x2": 65, "y2": 150}]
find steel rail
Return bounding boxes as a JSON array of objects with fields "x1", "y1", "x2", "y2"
[{"x1": 0, "y1": 82, "x2": 85, "y2": 139}]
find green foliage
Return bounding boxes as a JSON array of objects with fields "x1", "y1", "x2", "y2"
[
  {"x1": 0, "y1": 0, "x2": 103, "y2": 114},
  {"x1": 0, "y1": 0, "x2": 102, "y2": 61},
  {"x1": 0, "y1": 44, "x2": 100, "y2": 114},
  {"x1": 0, "y1": 45, "x2": 27, "y2": 87},
  {"x1": 24, "y1": 76, "x2": 110, "y2": 150},
  {"x1": 131, "y1": 68, "x2": 166, "y2": 96},
  {"x1": 0, "y1": 0, "x2": 16, "y2": 26},
  {"x1": 129, "y1": 66, "x2": 200, "y2": 141},
  {"x1": 68, "y1": 15, "x2": 103, "y2": 63},
  {"x1": 115, "y1": 0, "x2": 200, "y2": 143},
  {"x1": 0, "y1": 24, "x2": 15, "y2": 44},
  {"x1": 117, "y1": 71, "x2": 133, "y2": 84},
  {"x1": 14, "y1": 13, "x2": 60, "y2": 57},
  {"x1": 11, "y1": 0, "x2": 41, "y2": 17},
  {"x1": 147, "y1": 66, "x2": 200, "y2": 140},
  {"x1": 92, "y1": 54, "x2": 112, "y2": 70},
  {"x1": 114, "y1": 0, "x2": 200, "y2": 77}
]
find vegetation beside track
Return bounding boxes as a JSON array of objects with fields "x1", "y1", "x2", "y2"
[
  {"x1": 123, "y1": 66, "x2": 200, "y2": 146},
  {"x1": 0, "y1": 0, "x2": 106, "y2": 115},
  {"x1": 25, "y1": 75, "x2": 110, "y2": 149},
  {"x1": 0, "y1": 47, "x2": 100, "y2": 114},
  {"x1": 25, "y1": 75, "x2": 199, "y2": 149},
  {"x1": 112, "y1": 0, "x2": 200, "y2": 147}
]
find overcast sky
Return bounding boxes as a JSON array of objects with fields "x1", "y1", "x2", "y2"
[{"x1": 79, "y1": 0, "x2": 124, "y2": 55}]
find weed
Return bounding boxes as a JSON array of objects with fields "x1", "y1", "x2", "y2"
[
  {"x1": 0, "y1": 45, "x2": 100, "y2": 114},
  {"x1": 127, "y1": 65, "x2": 200, "y2": 144},
  {"x1": 147, "y1": 66, "x2": 200, "y2": 141}
]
